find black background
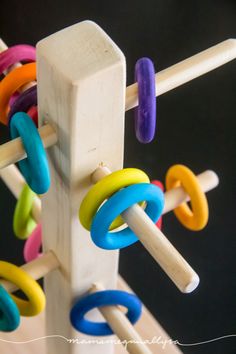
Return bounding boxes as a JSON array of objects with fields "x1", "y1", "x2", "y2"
[{"x1": 1, "y1": 1, "x2": 236, "y2": 353}]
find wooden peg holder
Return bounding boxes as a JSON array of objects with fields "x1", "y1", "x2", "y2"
[{"x1": 2, "y1": 19, "x2": 236, "y2": 354}]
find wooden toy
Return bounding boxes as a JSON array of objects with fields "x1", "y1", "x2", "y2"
[{"x1": 0, "y1": 19, "x2": 235, "y2": 353}]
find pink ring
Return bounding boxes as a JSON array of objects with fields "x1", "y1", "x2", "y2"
[
  {"x1": 0, "y1": 45, "x2": 36, "y2": 75},
  {"x1": 23, "y1": 224, "x2": 42, "y2": 263},
  {"x1": 151, "y1": 180, "x2": 164, "y2": 229}
]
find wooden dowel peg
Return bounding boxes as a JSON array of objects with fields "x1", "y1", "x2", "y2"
[
  {"x1": 0, "y1": 40, "x2": 56, "y2": 172},
  {"x1": 163, "y1": 170, "x2": 219, "y2": 214},
  {"x1": 92, "y1": 166, "x2": 214, "y2": 293},
  {"x1": 0, "y1": 123, "x2": 57, "y2": 170},
  {"x1": 90, "y1": 283, "x2": 152, "y2": 354},
  {"x1": 3, "y1": 37, "x2": 234, "y2": 112},
  {"x1": 91, "y1": 166, "x2": 219, "y2": 213},
  {"x1": 0, "y1": 162, "x2": 219, "y2": 236},
  {"x1": 0, "y1": 164, "x2": 41, "y2": 223},
  {"x1": 0, "y1": 251, "x2": 59, "y2": 293},
  {"x1": 122, "y1": 204, "x2": 199, "y2": 293},
  {"x1": 126, "y1": 39, "x2": 236, "y2": 110},
  {"x1": 1, "y1": 39, "x2": 236, "y2": 170},
  {"x1": 0, "y1": 162, "x2": 181, "y2": 352}
]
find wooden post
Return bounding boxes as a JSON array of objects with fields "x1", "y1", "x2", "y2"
[{"x1": 37, "y1": 21, "x2": 125, "y2": 354}]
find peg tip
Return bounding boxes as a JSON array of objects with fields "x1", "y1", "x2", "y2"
[{"x1": 183, "y1": 274, "x2": 200, "y2": 293}]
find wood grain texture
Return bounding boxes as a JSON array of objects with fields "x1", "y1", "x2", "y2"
[
  {"x1": 91, "y1": 167, "x2": 219, "y2": 293},
  {"x1": 37, "y1": 21, "x2": 126, "y2": 354},
  {"x1": 0, "y1": 276, "x2": 182, "y2": 354},
  {"x1": 1, "y1": 38, "x2": 236, "y2": 169}
]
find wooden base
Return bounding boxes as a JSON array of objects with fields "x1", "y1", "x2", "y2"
[{"x1": 0, "y1": 276, "x2": 182, "y2": 354}]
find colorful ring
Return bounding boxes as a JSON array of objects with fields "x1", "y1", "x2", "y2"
[
  {"x1": 10, "y1": 112, "x2": 50, "y2": 194},
  {"x1": 0, "y1": 45, "x2": 36, "y2": 75},
  {"x1": 13, "y1": 184, "x2": 37, "y2": 239},
  {"x1": 0, "y1": 261, "x2": 46, "y2": 316},
  {"x1": 79, "y1": 168, "x2": 150, "y2": 231},
  {"x1": 8, "y1": 85, "x2": 37, "y2": 126},
  {"x1": 91, "y1": 183, "x2": 164, "y2": 250},
  {"x1": 151, "y1": 180, "x2": 164, "y2": 229},
  {"x1": 134, "y1": 57, "x2": 156, "y2": 143},
  {"x1": 24, "y1": 224, "x2": 42, "y2": 262},
  {"x1": 70, "y1": 290, "x2": 142, "y2": 336},
  {"x1": 27, "y1": 106, "x2": 38, "y2": 126},
  {"x1": 0, "y1": 62, "x2": 36, "y2": 124},
  {"x1": 9, "y1": 92, "x2": 20, "y2": 107},
  {"x1": 0, "y1": 284, "x2": 20, "y2": 332},
  {"x1": 165, "y1": 164, "x2": 209, "y2": 231}
]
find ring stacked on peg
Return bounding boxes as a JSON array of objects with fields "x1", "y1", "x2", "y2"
[{"x1": 0, "y1": 20, "x2": 228, "y2": 354}]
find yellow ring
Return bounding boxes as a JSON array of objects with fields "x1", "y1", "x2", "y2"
[
  {"x1": 0, "y1": 261, "x2": 46, "y2": 316},
  {"x1": 79, "y1": 168, "x2": 150, "y2": 230},
  {"x1": 165, "y1": 164, "x2": 209, "y2": 231}
]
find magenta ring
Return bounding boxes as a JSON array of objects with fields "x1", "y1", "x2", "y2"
[
  {"x1": 8, "y1": 85, "x2": 37, "y2": 126},
  {"x1": 0, "y1": 45, "x2": 36, "y2": 75},
  {"x1": 23, "y1": 224, "x2": 42, "y2": 263},
  {"x1": 134, "y1": 57, "x2": 156, "y2": 143}
]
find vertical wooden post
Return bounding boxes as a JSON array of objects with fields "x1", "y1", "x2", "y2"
[{"x1": 37, "y1": 21, "x2": 126, "y2": 354}]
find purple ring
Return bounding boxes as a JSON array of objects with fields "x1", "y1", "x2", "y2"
[
  {"x1": 8, "y1": 85, "x2": 37, "y2": 126},
  {"x1": 0, "y1": 45, "x2": 36, "y2": 75},
  {"x1": 134, "y1": 57, "x2": 156, "y2": 143}
]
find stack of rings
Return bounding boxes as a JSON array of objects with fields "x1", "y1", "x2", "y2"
[
  {"x1": 70, "y1": 290, "x2": 142, "y2": 336},
  {"x1": 166, "y1": 164, "x2": 209, "y2": 231},
  {"x1": 0, "y1": 260, "x2": 46, "y2": 332},
  {"x1": 79, "y1": 168, "x2": 164, "y2": 250},
  {"x1": 0, "y1": 45, "x2": 50, "y2": 194},
  {"x1": 0, "y1": 45, "x2": 36, "y2": 125}
]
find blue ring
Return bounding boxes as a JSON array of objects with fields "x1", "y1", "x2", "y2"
[
  {"x1": 10, "y1": 112, "x2": 50, "y2": 194},
  {"x1": 91, "y1": 183, "x2": 164, "y2": 250},
  {"x1": 0, "y1": 284, "x2": 20, "y2": 332},
  {"x1": 70, "y1": 290, "x2": 142, "y2": 336}
]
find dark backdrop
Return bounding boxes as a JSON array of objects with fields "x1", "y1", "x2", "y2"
[{"x1": 1, "y1": 1, "x2": 236, "y2": 353}]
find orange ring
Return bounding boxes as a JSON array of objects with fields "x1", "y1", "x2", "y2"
[
  {"x1": 165, "y1": 164, "x2": 209, "y2": 231},
  {"x1": 0, "y1": 63, "x2": 36, "y2": 125}
]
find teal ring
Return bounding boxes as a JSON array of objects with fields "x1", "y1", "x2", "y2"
[
  {"x1": 10, "y1": 112, "x2": 50, "y2": 194},
  {"x1": 91, "y1": 183, "x2": 164, "y2": 250},
  {"x1": 0, "y1": 284, "x2": 20, "y2": 332}
]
